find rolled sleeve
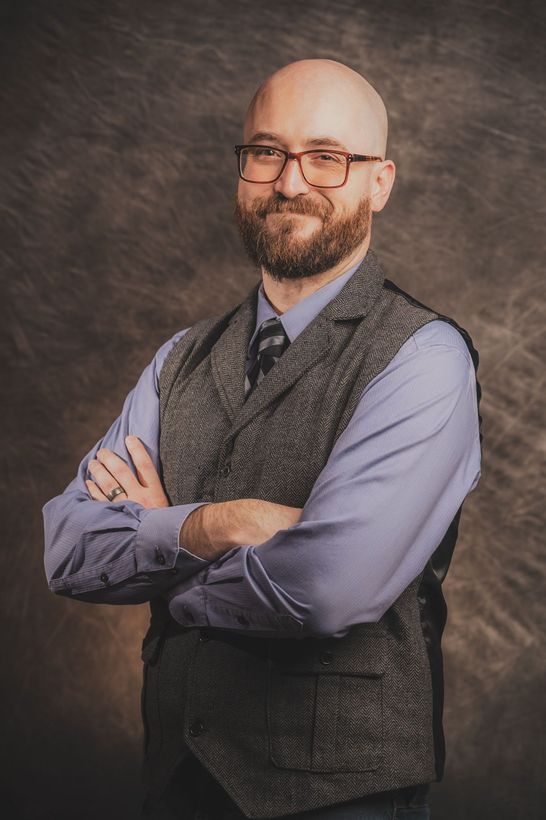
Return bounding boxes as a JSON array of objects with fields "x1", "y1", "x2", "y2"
[{"x1": 135, "y1": 502, "x2": 212, "y2": 573}]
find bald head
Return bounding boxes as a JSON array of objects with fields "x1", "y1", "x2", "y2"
[{"x1": 244, "y1": 59, "x2": 388, "y2": 158}]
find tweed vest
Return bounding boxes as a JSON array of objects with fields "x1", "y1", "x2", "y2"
[{"x1": 140, "y1": 247, "x2": 483, "y2": 818}]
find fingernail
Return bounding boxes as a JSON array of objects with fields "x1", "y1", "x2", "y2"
[{"x1": 126, "y1": 435, "x2": 135, "y2": 444}]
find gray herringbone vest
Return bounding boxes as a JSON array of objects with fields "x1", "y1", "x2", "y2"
[{"x1": 140, "y1": 248, "x2": 483, "y2": 818}]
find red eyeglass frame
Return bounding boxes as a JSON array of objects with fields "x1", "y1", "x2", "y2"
[{"x1": 234, "y1": 144, "x2": 383, "y2": 188}]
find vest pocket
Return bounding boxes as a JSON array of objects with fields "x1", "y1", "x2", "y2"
[{"x1": 266, "y1": 630, "x2": 386, "y2": 772}]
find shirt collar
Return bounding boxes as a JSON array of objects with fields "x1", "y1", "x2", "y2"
[{"x1": 247, "y1": 255, "x2": 366, "y2": 357}]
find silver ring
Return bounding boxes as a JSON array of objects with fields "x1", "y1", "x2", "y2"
[{"x1": 106, "y1": 486, "x2": 126, "y2": 502}]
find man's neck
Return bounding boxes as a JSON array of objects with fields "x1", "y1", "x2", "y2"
[{"x1": 260, "y1": 237, "x2": 371, "y2": 315}]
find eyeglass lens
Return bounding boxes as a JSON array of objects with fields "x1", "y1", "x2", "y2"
[{"x1": 239, "y1": 147, "x2": 347, "y2": 187}]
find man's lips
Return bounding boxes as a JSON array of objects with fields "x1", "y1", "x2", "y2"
[{"x1": 265, "y1": 211, "x2": 320, "y2": 218}]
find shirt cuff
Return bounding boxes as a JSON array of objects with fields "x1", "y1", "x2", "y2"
[
  {"x1": 164, "y1": 545, "x2": 305, "y2": 636},
  {"x1": 167, "y1": 584, "x2": 304, "y2": 634},
  {"x1": 134, "y1": 502, "x2": 212, "y2": 578}
]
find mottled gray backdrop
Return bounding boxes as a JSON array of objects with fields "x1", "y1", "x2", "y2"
[{"x1": 1, "y1": 0, "x2": 544, "y2": 818}]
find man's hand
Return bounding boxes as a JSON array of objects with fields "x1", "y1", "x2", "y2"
[{"x1": 85, "y1": 435, "x2": 169, "y2": 509}]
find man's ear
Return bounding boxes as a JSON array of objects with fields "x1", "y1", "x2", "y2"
[{"x1": 370, "y1": 160, "x2": 396, "y2": 213}]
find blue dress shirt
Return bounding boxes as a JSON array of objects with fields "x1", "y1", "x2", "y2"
[{"x1": 43, "y1": 255, "x2": 482, "y2": 639}]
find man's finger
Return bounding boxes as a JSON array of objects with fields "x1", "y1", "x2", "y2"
[
  {"x1": 88, "y1": 459, "x2": 126, "y2": 498},
  {"x1": 95, "y1": 448, "x2": 139, "y2": 492},
  {"x1": 85, "y1": 478, "x2": 109, "y2": 502},
  {"x1": 125, "y1": 436, "x2": 161, "y2": 488}
]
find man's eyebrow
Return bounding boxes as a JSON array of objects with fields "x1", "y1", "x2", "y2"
[{"x1": 248, "y1": 131, "x2": 348, "y2": 150}]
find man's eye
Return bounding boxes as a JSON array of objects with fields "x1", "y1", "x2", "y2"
[
  {"x1": 254, "y1": 147, "x2": 278, "y2": 157},
  {"x1": 315, "y1": 153, "x2": 340, "y2": 163}
]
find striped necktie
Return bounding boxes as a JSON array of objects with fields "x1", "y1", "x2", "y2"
[{"x1": 244, "y1": 316, "x2": 290, "y2": 399}]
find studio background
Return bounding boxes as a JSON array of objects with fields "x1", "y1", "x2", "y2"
[{"x1": 1, "y1": 1, "x2": 544, "y2": 818}]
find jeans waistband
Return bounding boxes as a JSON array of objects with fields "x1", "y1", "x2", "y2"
[{"x1": 390, "y1": 782, "x2": 430, "y2": 808}]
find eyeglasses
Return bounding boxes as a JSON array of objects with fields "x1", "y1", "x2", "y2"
[{"x1": 234, "y1": 144, "x2": 383, "y2": 189}]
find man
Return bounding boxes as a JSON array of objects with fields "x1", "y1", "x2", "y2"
[{"x1": 43, "y1": 59, "x2": 483, "y2": 820}]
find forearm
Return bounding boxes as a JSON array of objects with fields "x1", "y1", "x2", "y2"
[
  {"x1": 43, "y1": 482, "x2": 212, "y2": 603},
  {"x1": 179, "y1": 498, "x2": 303, "y2": 560},
  {"x1": 179, "y1": 501, "x2": 240, "y2": 561}
]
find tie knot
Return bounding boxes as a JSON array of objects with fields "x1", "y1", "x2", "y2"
[
  {"x1": 244, "y1": 316, "x2": 290, "y2": 399},
  {"x1": 256, "y1": 316, "x2": 289, "y2": 355}
]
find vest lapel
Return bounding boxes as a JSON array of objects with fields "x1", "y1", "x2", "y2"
[
  {"x1": 210, "y1": 283, "x2": 258, "y2": 424},
  {"x1": 210, "y1": 248, "x2": 385, "y2": 435}
]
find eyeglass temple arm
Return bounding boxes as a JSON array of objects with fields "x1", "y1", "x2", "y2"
[{"x1": 349, "y1": 154, "x2": 383, "y2": 162}]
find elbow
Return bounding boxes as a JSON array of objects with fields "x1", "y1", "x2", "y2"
[
  {"x1": 43, "y1": 536, "x2": 74, "y2": 595},
  {"x1": 44, "y1": 562, "x2": 72, "y2": 598},
  {"x1": 43, "y1": 550, "x2": 62, "y2": 593},
  {"x1": 42, "y1": 503, "x2": 68, "y2": 592},
  {"x1": 302, "y1": 608, "x2": 356, "y2": 639},
  {"x1": 468, "y1": 466, "x2": 481, "y2": 493},
  {"x1": 302, "y1": 614, "x2": 344, "y2": 639},
  {"x1": 44, "y1": 569, "x2": 78, "y2": 602},
  {"x1": 297, "y1": 584, "x2": 352, "y2": 638},
  {"x1": 299, "y1": 580, "x2": 384, "y2": 638}
]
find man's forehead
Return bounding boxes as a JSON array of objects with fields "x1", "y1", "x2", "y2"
[
  {"x1": 246, "y1": 130, "x2": 353, "y2": 151},
  {"x1": 245, "y1": 98, "x2": 364, "y2": 146},
  {"x1": 246, "y1": 89, "x2": 377, "y2": 139}
]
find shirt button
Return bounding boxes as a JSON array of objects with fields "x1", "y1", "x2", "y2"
[
  {"x1": 319, "y1": 651, "x2": 333, "y2": 665},
  {"x1": 219, "y1": 464, "x2": 231, "y2": 478},
  {"x1": 182, "y1": 605, "x2": 195, "y2": 623},
  {"x1": 156, "y1": 553, "x2": 166, "y2": 565},
  {"x1": 99, "y1": 572, "x2": 109, "y2": 584},
  {"x1": 189, "y1": 719, "x2": 206, "y2": 736},
  {"x1": 236, "y1": 614, "x2": 249, "y2": 626}
]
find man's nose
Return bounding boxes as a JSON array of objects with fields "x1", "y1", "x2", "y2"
[{"x1": 273, "y1": 157, "x2": 310, "y2": 198}]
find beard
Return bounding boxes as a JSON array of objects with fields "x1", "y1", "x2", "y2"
[{"x1": 233, "y1": 190, "x2": 372, "y2": 282}]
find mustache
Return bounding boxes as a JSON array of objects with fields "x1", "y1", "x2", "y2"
[{"x1": 253, "y1": 197, "x2": 330, "y2": 220}]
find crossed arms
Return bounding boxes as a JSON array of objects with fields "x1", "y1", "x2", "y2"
[{"x1": 43, "y1": 320, "x2": 481, "y2": 638}]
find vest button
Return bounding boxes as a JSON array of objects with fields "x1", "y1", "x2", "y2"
[
  {"x1": 319, "y1": 651, "x2": 333, "y2": 665},
  {"x1": 236, "y1": 614, "x2": 249, "y2": 626},
  {"x1": 199, "y1": 630, "x2": 211, "y2": 641},
  {"x1": 189, "y1": 719, "x2": 206, "y2": 736},
  {"x1": 219, "y1": 464, "x2": 231, "y2": 478}
]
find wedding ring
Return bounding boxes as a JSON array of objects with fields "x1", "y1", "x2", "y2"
[{"x1": 106, "y1": 486, "x2": 126, "y2": 502}]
